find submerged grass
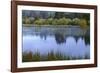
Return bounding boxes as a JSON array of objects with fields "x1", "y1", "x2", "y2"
[{"x1": 22, "y1": 51, "x2": 90, "y2": 62}]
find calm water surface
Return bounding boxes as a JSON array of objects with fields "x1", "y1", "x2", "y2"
[{"x1": 22, "y1": 26, "x2": 90, "y2": 59}]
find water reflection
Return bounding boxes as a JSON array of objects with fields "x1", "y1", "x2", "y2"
[
  {"x1": 22, "y1": 26, "x2": 90, "y2": 61},
  {"x1": 55, "y1": 32, "x2": 66, "y2": 44}
]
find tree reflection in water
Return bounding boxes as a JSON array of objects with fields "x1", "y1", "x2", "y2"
[
  {"x1": 84, "y1": 35, "x2": 90, "y2": 45},
  {"x1": 39, "y1": 32, "x2": 90, "y2": 45},
  {"x1": 54, "y1": 32, "x2": 66, "y2": 44},
  {"x1": 40, "y1": 33, "x2": 47, "y2": 40},
  {"x1": 54, "y1": 32, "x2": 90, "y2": 45}
]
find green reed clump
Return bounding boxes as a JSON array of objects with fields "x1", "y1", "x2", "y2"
[
  {"x1": 22, "y1": 51, "x2": 33, "y2": 62},
  {"x1": 22, "y1": 50, "x2": 90, "y2": 62},
  {"x1": 47, "y1": 51, "x2": 66, "y2": 60},
  {"x1": 32, "y1": 52, "x2": 41, "y2": 61}
]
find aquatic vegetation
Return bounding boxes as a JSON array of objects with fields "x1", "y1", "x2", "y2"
[
  {"x1": 22, "y1": 51, "x2": 33, "y2": 62},
  {"x1": 22, "y1": 51, "x2": 90, "y2": 62}
]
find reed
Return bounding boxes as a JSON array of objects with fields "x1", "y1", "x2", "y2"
[{"x1": 22, "y1": 51, "x2": 90, "y2": 62}]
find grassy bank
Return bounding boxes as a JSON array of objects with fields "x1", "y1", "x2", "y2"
[{"x1": 22, "y1": 51, "x2": 90, "y2": 62}]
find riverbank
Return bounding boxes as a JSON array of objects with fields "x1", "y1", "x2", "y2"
[
  {"x1": 23, "y1": 24, "x2": 84, "y2": 28},
  {"x1": 22, "y1": 51, "x2": 90, "y2": 62}
]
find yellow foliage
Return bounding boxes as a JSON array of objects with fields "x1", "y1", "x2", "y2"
[{"x1": 79, "y1": 19, "x2": 88, "y2": 29}]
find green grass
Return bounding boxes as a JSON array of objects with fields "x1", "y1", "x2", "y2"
[{"x1": 22, "y1": 51, "x2": 90, "y2": 62}]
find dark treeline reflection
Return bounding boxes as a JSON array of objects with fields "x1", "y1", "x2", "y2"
[
  {"x1": 55, "y1": 32, "x2": 66, "y2": 44},
  {"x1": 38, "y1": 32, "x2": 90, "y2": 45}
]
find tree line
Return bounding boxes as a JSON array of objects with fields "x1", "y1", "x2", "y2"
[{"x1": 22, "y1": 11, "x2": 90, "y2": 28}]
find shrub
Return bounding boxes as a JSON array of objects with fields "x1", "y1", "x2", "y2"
[
  {"x1": 22, "y1": 17, "x2": 34, "y2": 24},
  {"x1": 72, "y1": 18, "x2": 80, "y2": 25},
  {"x1": 34, "y1": 17, "x2": 40, "y2": 21},
  {"x1": 87, "y1": 20, "x2": 90, "y2": 26},
  {"x1": 34, "y1": 19, "x2": 45, "y2": 25},
  {"x1": 52, "y1": 19, "x2": 59, "y2": 25},
  {"x1": 79, "y1": 19, "x2": 88, "y2": 29},
  {"x1": 45, "y1": 18, "x2": 53, "y2": 25},
  {"x1": 23, "y1": 17, "x2": 31, "y2": 24},
  {"x1": 57, "y1": 17, "x2": 71, "y2": 25},
  {"x1": 66, "y1": 18, "x2": 72, "y2": 25}
]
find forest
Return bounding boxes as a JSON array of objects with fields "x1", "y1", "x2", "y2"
[{"x1": 22, "y1": 10, "x2": 90, "y2": 28}]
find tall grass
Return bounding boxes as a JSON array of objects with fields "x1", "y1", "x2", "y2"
[{"x1": 22, "y1": 51, "x2": 90, "y2": 62}]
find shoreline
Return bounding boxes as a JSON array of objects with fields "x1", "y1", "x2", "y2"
[{"x1": 22, "y1": 24, "x2": 81, "y2": 28}]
